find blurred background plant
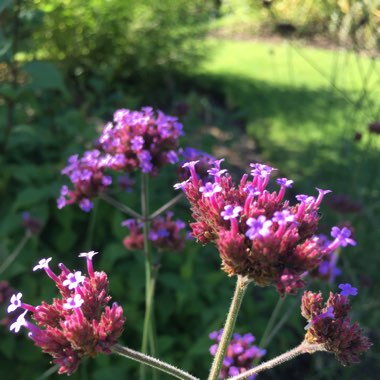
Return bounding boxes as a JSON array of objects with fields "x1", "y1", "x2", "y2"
[{"x1": 0, "y1": 0, "x2": 379, "y2": 379}]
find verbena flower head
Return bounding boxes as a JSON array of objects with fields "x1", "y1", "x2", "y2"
[
  {"x1": 301, "y1": 285, "x2": 371, "y2": 365},
  {"x1": 57, "y1": 150, "x2": 113, "y2": 212},
  {"x1": 7, "y1": 252, "x2": 125, "y2": 375},
  {"x1": 209, "y1": 329, "x2": 266, "y2": 379},
  {"x1": 122, "y1": 212, "x2": 187, "y2": 252},
  {"x1": 178, "y1": 159, "x2": 353, "y2": 295},
  {"x1": 98, "y1": 107, "x2": 183, "y2": 175}
]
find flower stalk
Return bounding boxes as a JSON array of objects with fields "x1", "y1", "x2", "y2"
[
  {"x1": 112, "y1": 344, "x2": 199, "y2": 380},
  {"x1": 227, "y1": 341, "x2": 325, "y2": 380},
  {"x1": 140, "y1": 173, "x2": 157, "y2": 380},
  {"x1": 207, "y1": 275, "x2": 250, "y2": 380},
  {"x1": 0, "y1": 232, "x2": 31, "y2": 275}
]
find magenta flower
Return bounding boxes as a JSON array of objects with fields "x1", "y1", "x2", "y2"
[
  {"x1": 8, "y1": 253, "x2": 125, "y2": 375},
  {"x1": 123, "y1": 212, "x2": 187, "y2": 252},
  {"x1": 302, "y1": 287, "x2": 371, "y2": 365},
  {"x1": 180, "y1": 159, "x2": 352, "y2": 295}
]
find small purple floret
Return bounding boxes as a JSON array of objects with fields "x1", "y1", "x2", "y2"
[
  {"x1": 246, "y1": 216, "x2": 272, "y2": 240},
  {"x1": 339, "y1": 283, "x2": 358, "y2": 297},
  {"x1": 199, "y1": 182, "x2": 222, "y2": 197},
  {"x1": 62, "y1": 271, "x2": 86, "y2": 290},
  {"x1": 221, "y1": 205, "x2": 242, "y2": 220},
  {"x1": 331, "y1": 227, "x2": 356, "y2": 247},
  {"x1": 63, "y1": 294, "x2": 84, "y2": 310}
]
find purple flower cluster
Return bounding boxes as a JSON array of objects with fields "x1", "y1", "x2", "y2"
[
  {"x1": 7, "y1": 252, "x2": 125, "y2": 375},
  {"x1": 98, "y1": 107, "x2": 183, "y2": 174},
  {"x1": 122, "y1": 212, "x2": 187, "y2": 252},
  {"x1": 58, "y1": 150, "x2": 114, "y2": 212},
  {"x1": 302, "y1": 284, "x2": 371, "y2": 365},
  {"x1": 178, "y1": 159, "x2": 356, "y2": 295},
  {"x1": 58, "y1": 108, "x2": 183, "y2": 212},
  {"x1": 209, "y1": 329, "x2": 266, "y2": 379}
]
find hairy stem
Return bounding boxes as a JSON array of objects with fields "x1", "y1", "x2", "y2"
[
  {"x1": 227, "y1": 341, "x2": 326, "y2": 380},
  {"x1": 140, "y1": 173, "x2": 157, "y2": 380},
  {"x1": 208, "y1": 276, "x2": 250, "y2": 380},
  {"x1": 112, "y1": 344, "x2": 199, "y2": 380}
]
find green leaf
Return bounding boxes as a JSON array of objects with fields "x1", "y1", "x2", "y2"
[
  {"x1": 22, "y1": 61, "x2": 67, "y2": 93},
  {"x1": 12, "y1": 184, "x2": 57, "y2": 210}
]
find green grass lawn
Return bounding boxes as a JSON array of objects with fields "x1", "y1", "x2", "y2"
[{"x1": 201, "y1": 39, "x2": 380, "y2": 166}]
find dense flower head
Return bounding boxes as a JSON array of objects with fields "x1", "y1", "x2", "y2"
[
  {"x1": 301, "y1": 285, "x2": 371, "y2": 365},
  {"x1": 7, "y1": 252, "x2": 125, "y2": 375},
  {"x1": 57, "y1": 150, "x2": 114, "y2": 212},
  {"x1": 209, "y1": 329, "x2": 266, "y2": 379},
  {"x1": 122, "y1": 212, "x2": 187, "y2": 252},
  {"x1": 178, "y1": 159, "x2": 354, "y2": 295},
  {"x1": 98, "y1": 107, "x2": 183, "y2": 175}
]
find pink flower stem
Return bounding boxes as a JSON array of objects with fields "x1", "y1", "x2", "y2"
[
  {"x1": 231, "y1": 218, "x2": 239, "y2": 235},
  {"x1": 276, "y1": 186, "x2": 286, "y2": 203},
  {"x1": 207, "y1": 276, "x2": 251, "y2": 380},
  {"x1": 74, "y1": 308, "x2": 84, "y2": 324},
  {"x1": 20, "y1": 303, "x2": 36, "y2": 313},
  {"x1": 86, "y1": 258, "x2": 94, "y2": 278},
  {"x1": 227, "y1": 341, "x2": 326, "y2": 380},
  {"x1": 44, "y1": 267, "x2": 60, "y2": 283}
]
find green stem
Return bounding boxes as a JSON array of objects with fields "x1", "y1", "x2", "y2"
[
  {"x1": 112, "y1": 344, "x2": 199, "y2": 380},
  {"x1": 227, "y1": 341, "x2": 326, "y2": 380},
  {"x1": 149, "y1": 193, "x2": 183, "y2": 219},
  {"x1": 258, "y1": 296, "x2": 286, "y2": 348},
  {"x1": 208, "y1": 276, "x2": 250, "y2": 380},
  {"x1": 140, "y1": 173, "x2": 156, "y2": 380},
  {"x1": 99, "y1": 193, "x2": 143, "y2": 220},
  {"x1": 0, "y1": 232, "x2": 30, "y2": 275}
]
